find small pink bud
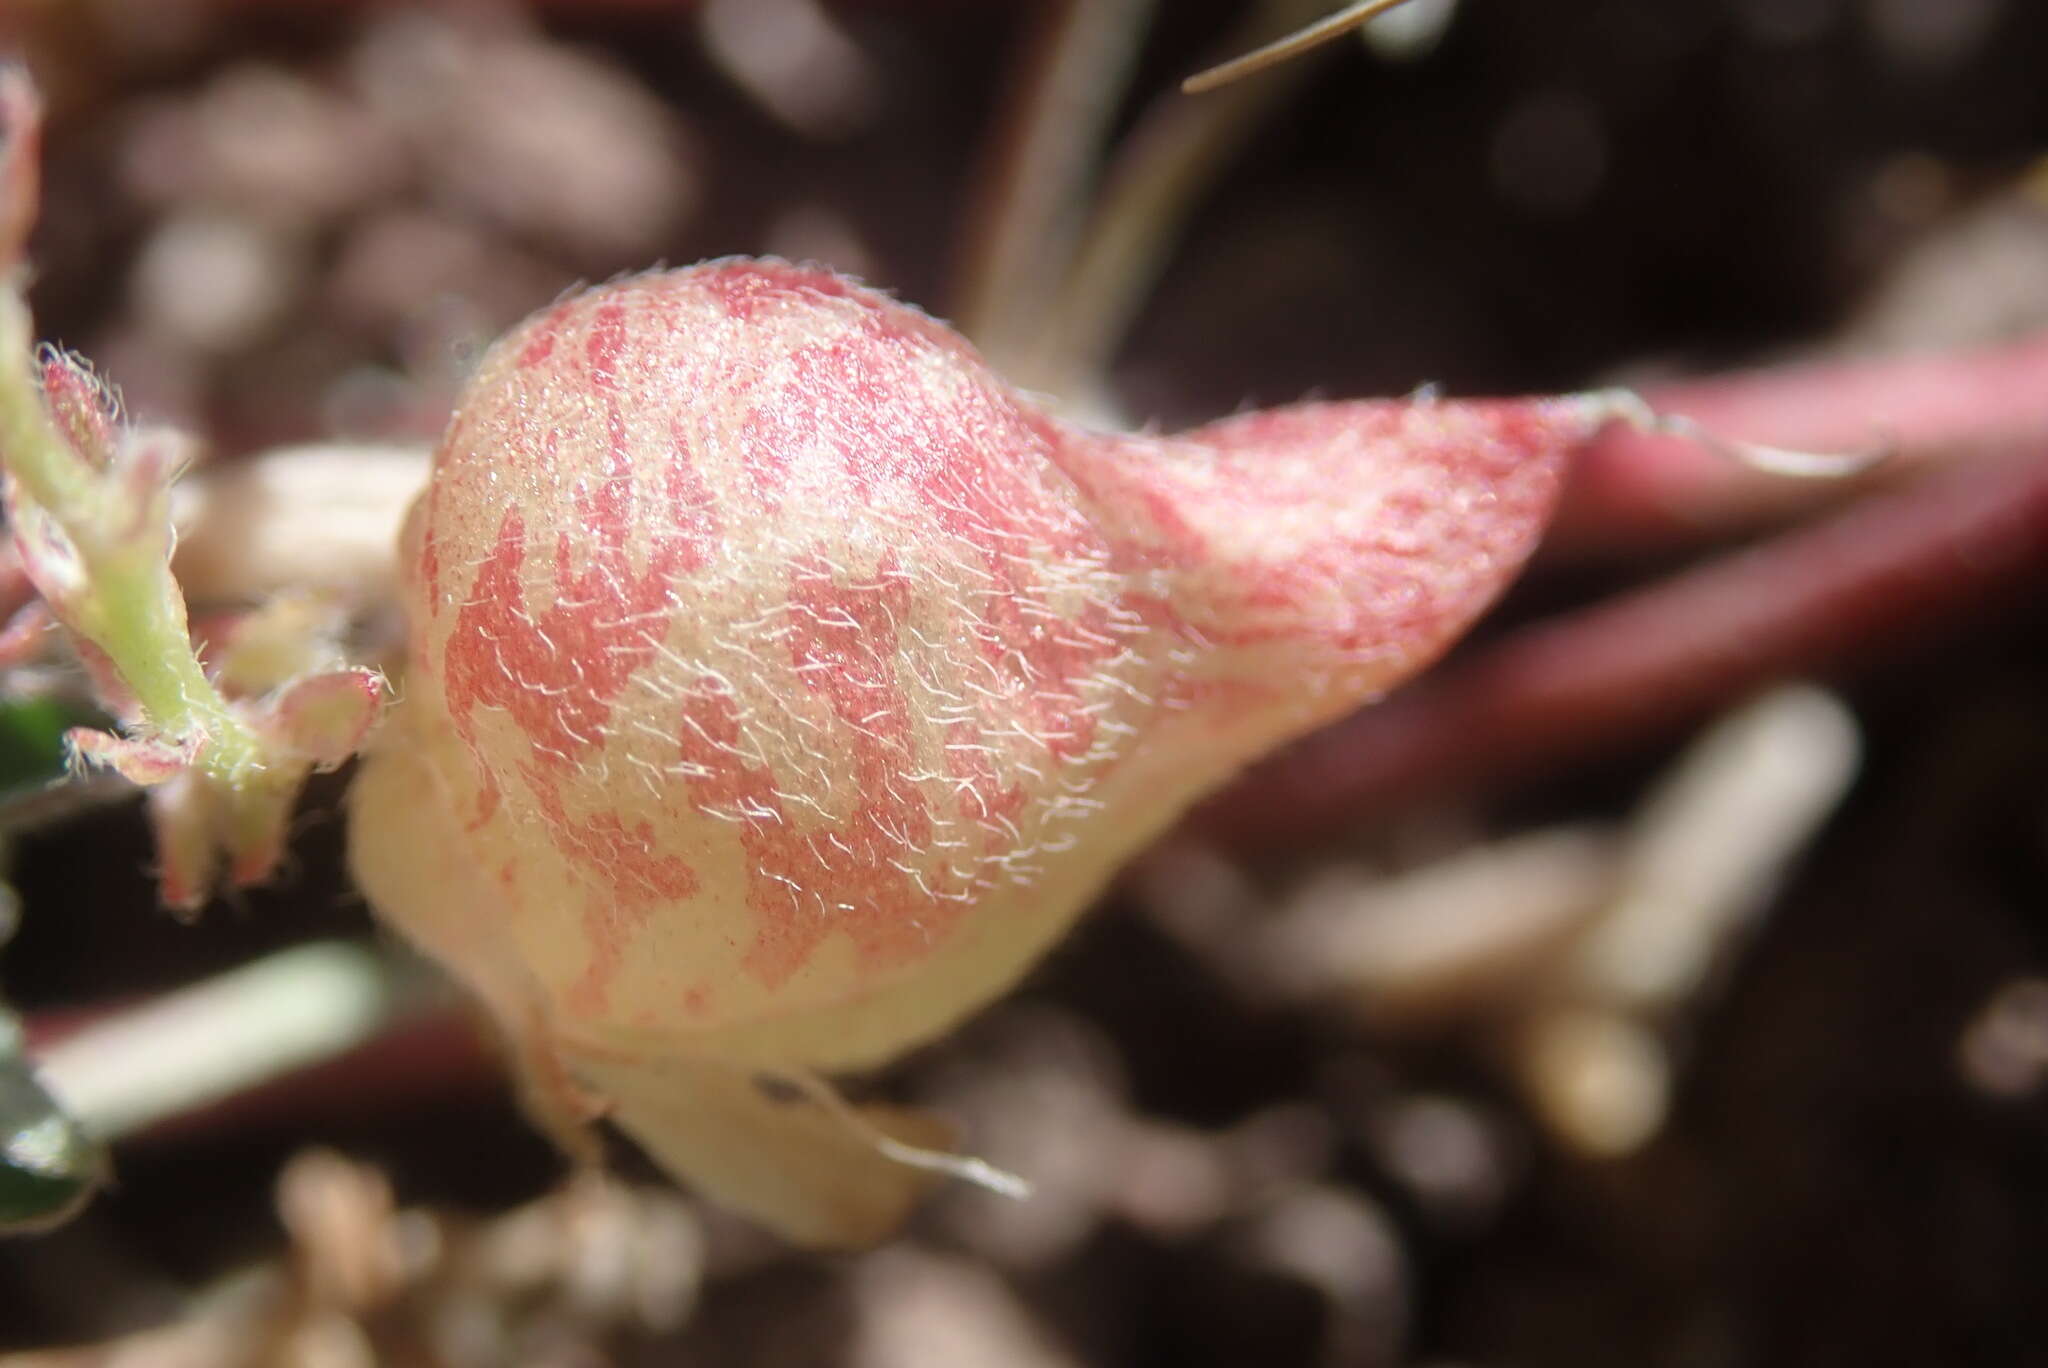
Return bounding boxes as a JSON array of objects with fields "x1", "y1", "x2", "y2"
[
  {"x1": 148, "y1": 770, "x2": 219, "y2": 918},
  {"x1": 264, "y1": 668, "x2": 386, "y2": 768},
  {"x1": 6, "y1": 501, "x2": 86, "y2": 609},
  {"x1": 67, "y1": 727, "x2": 199, "y2": 786},
  {"x1": 105, "y1": 426, "x2": 185, "y2": 555},
  {"x1": 67, "y1": 638, "x2": 138, "y2": 722},
  {"x1": 0, "y1": 599, "x2": 49, "y2": 668},
  {"x1": 351, "y1": 259, "x2": 1599, "y2": 1241},
  {"x1": 37, "y1": 349, "x2": 118, "y2": 471}
]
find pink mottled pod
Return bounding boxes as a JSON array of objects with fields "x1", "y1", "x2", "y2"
[{"x1": 349, "y1": 259, "x2": 1604, "y2": 1245}]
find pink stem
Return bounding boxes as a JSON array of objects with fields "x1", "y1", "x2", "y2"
[
  {"x1": 1550, "y1": 332, "x2": 2048, "y2": 555},
  {"x1": 1201, "y1": 443, "x2": 2048, "y2": 848}
]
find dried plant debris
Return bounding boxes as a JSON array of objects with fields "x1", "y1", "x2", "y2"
[{"x1": 0, "y1": 1154, "x2": 705, "y2": 1368}]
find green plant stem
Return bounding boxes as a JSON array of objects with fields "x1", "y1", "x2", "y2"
[{"x1": 0, "y1": 289, "x2": 273, "y2": 824}]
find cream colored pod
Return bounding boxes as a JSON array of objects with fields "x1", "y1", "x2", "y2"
[{"x1": 349, "y1": 259, "x2": 1595, "y2": 1246}]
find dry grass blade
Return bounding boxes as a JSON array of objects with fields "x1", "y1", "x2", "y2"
[
  {"x1": 952, "y1": 0, "x2": 1156, "y2": 362},
  {"x1": 1182, "y1": 0, "x2": 1427, "y2": 93}
]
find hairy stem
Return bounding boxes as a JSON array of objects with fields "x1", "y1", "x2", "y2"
[{"x1": 0, "y1": 291, "x2": 279, "y2": 835}]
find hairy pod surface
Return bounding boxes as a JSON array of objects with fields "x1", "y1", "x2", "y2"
[{"x1": 349, "y1": 259, "x2": 1595, "y2": 1240}]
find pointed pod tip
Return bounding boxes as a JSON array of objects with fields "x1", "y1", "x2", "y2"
[{"x1": 1062, "y1": 393, "x2": 1586, "y2": 690}]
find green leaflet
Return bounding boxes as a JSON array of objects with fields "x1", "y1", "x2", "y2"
[
  {"x1": 0, "y1": 1018, "x2": 104, "y2": 1234},
  {"x1": 0, "y1": 695, "x2": 77, "y2": 797},
  {"x1": 0, "y1": 695, "x2": 113, "y2": 1233}
]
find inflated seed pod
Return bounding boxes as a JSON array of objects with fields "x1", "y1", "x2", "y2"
[{"x1": 349, "y1": 258, "x2": 1602, "y2": 1245}]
